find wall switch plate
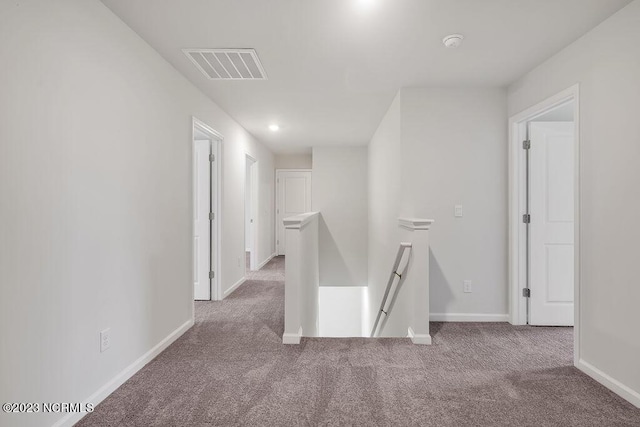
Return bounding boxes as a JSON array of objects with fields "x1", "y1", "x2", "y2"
[
  {"x1": 455, "y1": 205, "x2": 463, "y2": 218},
  {"x1": 463, "y1": 280, "x2": 472, "y2": 293},
  {"x1": 100, "y1": 328, "x2": 111, "y2": 352}
]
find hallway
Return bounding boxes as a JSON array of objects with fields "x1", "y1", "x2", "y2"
[{"x1": 77, "y1": 257, "x2": 640, "y2": 426}]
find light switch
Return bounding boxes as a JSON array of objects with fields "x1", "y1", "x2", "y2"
[
  {"x1": 455, "y1": 205, "x2": 463, "y2": 218},
  {"x1": 463, "y1": 280, "x2": 472, "y2": 293}
]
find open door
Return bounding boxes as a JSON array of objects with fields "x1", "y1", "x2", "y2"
[
  {"x1": 194, "y1": 139, "x2": 212, "y2": 300},
  {"x1": 193, "y1": 118, "x2": 220, "y2": 301},
  {"x1": 245, "y1": 155, "x2": 257, "y2": 271},
  {"x1": 528, "y1": 122, "x2": 575, "y2": 325}
]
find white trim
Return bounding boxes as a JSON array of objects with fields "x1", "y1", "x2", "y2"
[
  {"x1": 398, "y1": 217, "x2": 435, "y2": 231},
  {"x1": 282, "y1": 326, "x2": 303, "y2": 344},
  {"x1": 283, "y1": 212, "x2": 319, "y2": 230},
  {"x1": 223, "y1": 277, "x2": 246, "y2": 298},
  {"x1": 257, "y1": 252, "x2": 277, "y2": 270},
  {"x1": 577, "y1": 359, "x2": 640, "y2": 409},
  {"x1": 53, "y1": 319, "x2": 194, "y2": 427},
  {"x1": 192, "y1": 117, "x2": 223, "y2": 302},
  {"x1": 429, "y1": 313, "x2": 509, "y2": 322},
  {"x1": 507, "y1": 84, "x2": 581, "y2": 365},
  {"x1": 407, "y1": 327, "x2": 432, "y2": 345},
  {"x1": 193, "y1": 117, "x2": 224, "y2": 141}
]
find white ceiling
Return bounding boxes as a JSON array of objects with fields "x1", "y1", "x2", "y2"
[{"x1": 101, "y1": 0, "x2": 630, "y2": 153}]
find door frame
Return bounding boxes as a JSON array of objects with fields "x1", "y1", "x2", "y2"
[
  {"x1": 245, "y1": 154, "x2": 258, "y2": 271},
  {"x1": 192, "y1": 117, "x2": 223, "y2": 301},
  {"x1": 275, "y1": 169, "x2": 312, "y2": 255},
  {"x1": 508, "y1": 84, "x2": 580, "y2": 364}
]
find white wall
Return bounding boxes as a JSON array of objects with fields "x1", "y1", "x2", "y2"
[
  {"x1": 0, "y1": 1, "x2": 274, "y2": 426},
  {"x1": 256, "y1": 154, "x2": 276, "y2": 270},
  {"x1": 509, "y1": 0, "x2": 640, "y2": 405},
  {"x1": 224, "y1": 134, "x2": 274, "y2": 295},
  {"x1": 319, "y1": 287, "x2": 367, "y2": 337},
  {"x1": 367, "y1": 88, "x2": 508, "y2": 333},
  {"x1": 401, "y1": 88, "x2": 508, "y2": 317},
  {"x1": 312, "y1": 147, "x2": 368, "y2": 288},
  {"x1": 275, "y1": 153, "x2": 313, "y2": 169},
  {"x1": 367, "y1": 93, "x2": 404, "y2": 333}
]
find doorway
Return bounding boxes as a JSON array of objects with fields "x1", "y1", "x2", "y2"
[
  {"x1": 193, "y1": 118, "x2": 222, "y2": 301},
  {"x1": 508, "y1": 85, "x2": 580, "y2": 359},
  {"x1": 275, "y1": 169, "x2": 312, "y2": 256},
  {"x1": 245, "y1": 155, "x2": 258, "y2": 272}
]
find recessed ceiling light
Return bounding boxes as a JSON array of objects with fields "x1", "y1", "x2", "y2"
[
  {"x1": 269, "y1": 124, "x2": 280, "y2": 131},
  {"x1": 442, "y1": 34, "x2": 464, "y2": 48},
  {"x1": 357, "y1": 0, "x2": 375, "y2": 7}
]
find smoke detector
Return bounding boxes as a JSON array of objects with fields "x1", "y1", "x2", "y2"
[{"x1": 442, "y1": 34, "x2": 464, "y2": 48}]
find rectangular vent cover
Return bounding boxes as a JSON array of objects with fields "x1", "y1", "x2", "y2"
[{"x1": 183, "y1": 48, "x2": 267, "y2": 80}]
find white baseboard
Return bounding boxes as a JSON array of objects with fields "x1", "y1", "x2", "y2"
[
  {"x1": 407, "y1": 327, "x2": 432, "y2": 345},
  {"x1": 430, "y1": 313, "x2": 509, "y2": 322},
  {"x1": 257, "y1": 252, "x2": 276, "y2": 270},
  {"x1": 53, "y1": 318, "x2": 194, "y2": 427},
  {"x1": 223, "y1": 277, "x2": 246, "y2": 298},
  {"x1": 282, "y1": 327, "x2": 303, "y2": 344},
  {"x1": 577, "y1": 359, "x2": 640, "y2": 408}
]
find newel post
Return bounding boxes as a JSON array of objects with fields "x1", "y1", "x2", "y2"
[
  {"x1": 282, "y1": 212, "x2": 320, "y2": 344},
  {"x1": 398, "y1": 218, "x2": 434, "y2": 345}
]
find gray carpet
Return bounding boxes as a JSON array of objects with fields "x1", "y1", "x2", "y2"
[
  {"x1": 77, "y1": 256, "x2": 640, "y2": 426},
  {"x1": 246, "y1": 253, "x2": 284, "y2": 282}
]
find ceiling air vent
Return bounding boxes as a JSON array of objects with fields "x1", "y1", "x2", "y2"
[{"x1": 183, "y1": 48, "x2": 267, "y2": 80}]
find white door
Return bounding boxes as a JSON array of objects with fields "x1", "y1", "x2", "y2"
[
  {"x1": 245, "y1": 157, "x2": 257, "y2": 270},
  {"x1": 194, "y1": 140, "x2": 211, "y2": 300},
  {"x1": 277, "y1": 170, "x2": 311, "y2": 255},
  {"x1": 528, "y1": 122, "x2": 574, "y2": 325}
]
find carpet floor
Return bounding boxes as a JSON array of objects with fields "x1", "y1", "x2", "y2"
[{"x1": 77, "y1": 256, "x2": 640, "y2": 426}]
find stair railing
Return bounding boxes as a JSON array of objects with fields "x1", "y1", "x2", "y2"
[{"x1": 370, "y1": 242, "x2": 412, "y2": 337}]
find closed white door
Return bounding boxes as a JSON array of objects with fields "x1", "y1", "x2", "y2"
[
  {"x1": 528, "y1": 122, "x2": 574, "y2": 326},
  {"x1": 194, "y1": 140, "x2": 211, "y2": 300},
  {"x1": 277, "y1": 170, "x2": 311, "y2": 255}
]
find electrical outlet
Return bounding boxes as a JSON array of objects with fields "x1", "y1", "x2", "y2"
[
  {"x1": 100, "y1": 328, "x2": 111, "y2": 353},
  {"x1": 463, "y1": 280, "x2": 472, "y2": 293},
  {"x1": 455, "y1": 205, "x2": 463, "y2": 218}
]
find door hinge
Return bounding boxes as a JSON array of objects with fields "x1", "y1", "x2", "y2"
[
  {"x1": 209, "y1": 212, "x2": 215, "y2": 221},
  {"x1": 522, "y1": 288, "x2": 531, "y2": 298},
  {"x1": 277, "y1": 239, "x2": 279, "y2": 245},
  {"x1": 209, "y1": 271, "x2": 215, "y2": 279},
  {"x1": 209, "y1": 154, "x2": 215, "y2": 162},
  {"x1": 523, "y1": 140, "x2": 531, "y2": 150},
  {"x1": 523, "y1": 214, "x2": 531, "y2": 224},
  {"x1": 277, "y1": 208, "x2": 279, "y2": 214}
]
